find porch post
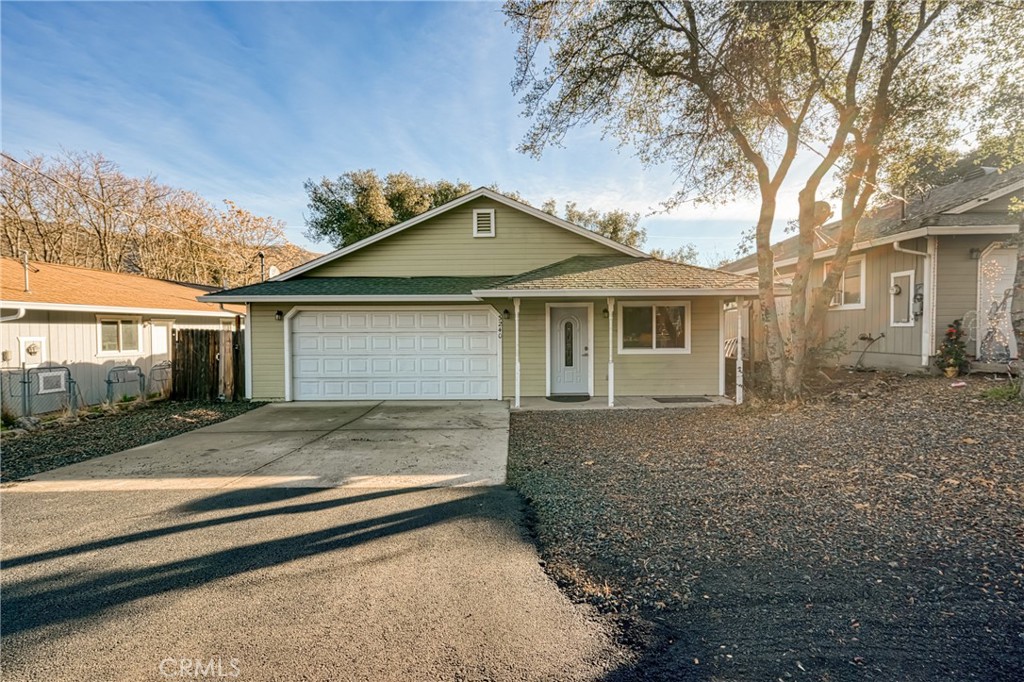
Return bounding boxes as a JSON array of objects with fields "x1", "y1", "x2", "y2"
[
  {"x1": 735, "y1": 296, "x2": 745, "y2": 405},
  {"x1": 607, "y1": 297, "x2": 615, "y2": 407},
  {"x1": 513, "y1": 298, "x2": 521, "y2": 409}
]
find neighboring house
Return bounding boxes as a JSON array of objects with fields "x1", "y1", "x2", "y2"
[
  {"x1": 0, "y1": 258, "x2": 242, "y2": 417},
  {"x1": 723, "y1": 166, "x2": 1023, "y2": 372},
  {"x1": 202, "y1": 188, "x2": 767, "y2": 406}
]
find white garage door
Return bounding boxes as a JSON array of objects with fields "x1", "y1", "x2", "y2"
[{"x1": 290, "y1": 307, "x2": 500, "y2": 400}]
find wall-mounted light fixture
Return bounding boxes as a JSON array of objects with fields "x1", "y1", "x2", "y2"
[
  {"x1": 503, "y1": 309, "x2": 511, "y2": 320},
  {"x1": 602, "y1": 308, "x2": 609, "y2": 319},
  {"x1": 969, "y1": 247, "x2": 982, "y2": 260},
  {"x1": 275, "y1": 310, "x2": 284, "y2": 321}
]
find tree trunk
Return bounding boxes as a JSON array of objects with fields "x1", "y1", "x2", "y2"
[{"x1": 755, "y1": 196, "x2": 787, "y2": 395}]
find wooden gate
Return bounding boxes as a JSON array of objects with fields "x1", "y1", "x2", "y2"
[{"x1": 172, "y1": 327, "x2": 245, "y2": 401}]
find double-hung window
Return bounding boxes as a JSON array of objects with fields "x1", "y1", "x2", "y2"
[
  {"x1": 97, "y1": 317, "x2": 141, "y2": 355},
  {"x1": 618, "y1": 301, "x2": 690, "y2": 354}
]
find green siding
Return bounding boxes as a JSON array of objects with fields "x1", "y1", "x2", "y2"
[
  {"x1": 490, "y1": 296, "x2": 723, "y2": 398},
  {"x1": 250, "y1": 298, "x2": 726, "y2": 401},
  {"x1": 304, "y1": 198, "x2": 621, "y2": 277},
  {"x1": 250, "y1": 303, "x2": 286, "y2": 400}
]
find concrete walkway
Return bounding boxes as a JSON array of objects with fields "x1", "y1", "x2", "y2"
[
  {"x1": 10, "y1": 401, "x2": 510, "y2": 492},
  {"x1": 516, "y1": 395, "x2": 733, "y2": 411}
]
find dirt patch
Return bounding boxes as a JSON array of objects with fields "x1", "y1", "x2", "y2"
[
  {"x1": 1, "y1": 400, "x2": 265, "y2": 482},
  {"x1": 509, "y1": 373, "x2": 1023, "y2": 680}
]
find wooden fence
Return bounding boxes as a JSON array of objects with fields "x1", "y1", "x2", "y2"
[{"x1": 171, "y1": 328, "x2": 244, "y2": 401}]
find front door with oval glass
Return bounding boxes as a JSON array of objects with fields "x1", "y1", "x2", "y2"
[{"x1": 550, "y1": 307, "x2": 589, "y2": 394}]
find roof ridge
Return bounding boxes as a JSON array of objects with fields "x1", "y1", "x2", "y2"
[{"x1": 0, "y1": 256, "x2": 213, "y2": 289}]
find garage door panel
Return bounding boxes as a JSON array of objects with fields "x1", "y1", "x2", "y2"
[
  {"x1": 292, "y1": 308, "x2": 499, "y2": 400},
  {"x1": 420, "y1": 336, "x2": 442, "y2": 351}
]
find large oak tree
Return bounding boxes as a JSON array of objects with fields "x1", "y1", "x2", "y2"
[{"x1": 506, "y1": 0, "x2": 1024, "y2": 397}]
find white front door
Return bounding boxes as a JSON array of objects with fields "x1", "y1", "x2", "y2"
[
  {"x1": 290, "y1": 307, "x2": 500, "y2": 400},
  {"x1": 550, "y1": 306, "x2": 589, "y2": 394},
  {"x1": 977, "y1": 245, "x2": 1019, "y2": 361}
]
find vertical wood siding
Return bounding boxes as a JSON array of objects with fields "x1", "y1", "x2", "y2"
[
  {"x1": 0, "y1": 311, "x2": 229, "y2": 416},
  {"x1": 767, "y1": 243, "x2": 927, "y2": 370},
  {"x1": 934, "y1": 234, "x2": 1005, "y2": 347}
]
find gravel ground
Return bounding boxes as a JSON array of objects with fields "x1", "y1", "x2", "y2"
[
  {"x1": 509, "y1": 373, "x2": 1024, "y2": 681},
  {"x1": 0, "y1": 400, "x2": 264, "y2": 482}
]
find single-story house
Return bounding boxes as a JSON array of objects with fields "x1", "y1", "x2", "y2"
[
  {"x1": 0, "y1": 258, "x2": 242, "y2": 417},
  {"x1": 722, "y1": 165, "x2": 1022, "y2": 372},
  {"x1": 202, "y1": 188, "x2": 769, "y2": 406}
]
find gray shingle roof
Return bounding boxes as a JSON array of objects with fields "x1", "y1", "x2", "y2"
[
  {"x1": 723, "y1": 164, "x2": 1024, "y2": 273},
  {"x1": 479, "y1": 255, "x2": 760, "y2": 291}
]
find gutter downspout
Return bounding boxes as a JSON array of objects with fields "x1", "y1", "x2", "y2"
[
  {"x1": 893, "y1": 239, "x2": 933, "y2": 367},
  {"x1": 0, "y1": 308, "x2": 27, "y2": 323}
]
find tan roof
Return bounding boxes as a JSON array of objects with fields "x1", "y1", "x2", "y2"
[
  {"x1": 478, "y1": 255, "x2": 762, "y2": 293},
  {"x1": 1, "y1": 258, "x2": 241, "y2": 315}
]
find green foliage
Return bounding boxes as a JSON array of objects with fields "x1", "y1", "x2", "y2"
[
  {"x1": 541, "y1": 198, "x2": 648, "y2": 248},
  {"x1": 303, "y1": 170, "x2": 473, "y2": 248},
  {"x1": 119, "y1": 394, "x2": 138, "y2": 404},
  {"x1": 982, "y1": 381, "x2": 1022, "y2": 402},
  {"x1": 935, "y1": 320, "x2": 970, "y2": 374},
  {"x1": 650, "y1": 243, "x2": 700, "y2": 264}
]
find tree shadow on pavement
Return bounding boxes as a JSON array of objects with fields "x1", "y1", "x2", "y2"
[{"x1": 1, "y1": 486, "x2": 517, "y2": 637}]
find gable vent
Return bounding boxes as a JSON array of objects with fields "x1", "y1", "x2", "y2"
[{"x1": 473, "y1": 209, "x2": 496, "y2": 238}]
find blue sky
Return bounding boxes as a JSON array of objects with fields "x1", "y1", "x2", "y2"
[{"x1": 2, "y1": 1, "x2": 803, "y2": 263}]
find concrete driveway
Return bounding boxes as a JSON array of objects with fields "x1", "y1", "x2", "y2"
[
  {"x1": 1, "y1": 402, "x2": 632, "y2": 679},
  {"x1": 12, "y1": 401, "x2": 510, "y2": 491}
]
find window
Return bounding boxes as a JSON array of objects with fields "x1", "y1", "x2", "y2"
[
  {"x1": 890, "y1": 270, "x2": 915, "y2": 327},
  {"x1": 473, "y1": 209, "x2": 495, "y2": 237},
  {"x1": 825, "y1": 256, "x2": 865, "y2": 309},
  {"x1": 564, "y1": 321, "x2": 574, "y2": 366},
  {"x1": 618, "y1": 302, "x2": 690, "y2": 354},
  {"x1": 97, "y1": 317, "x2": 141, "y2": 354}
]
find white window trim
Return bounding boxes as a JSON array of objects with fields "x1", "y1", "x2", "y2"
[
  {"x1": 889, "y1": 269, "x2": 916, "y2": 327},
  {"x1": 825, "y1": 256, "x2": 866, "y2": 310},
  {"x1": 617, "y1": 301, "x2": 691, "y2": 355},
  {"x1": 96, "y1": 315, "x2": 143, "y2": 356},
  {"x1": 472, "y1": 208, "x2": 496, "y2": 238}
]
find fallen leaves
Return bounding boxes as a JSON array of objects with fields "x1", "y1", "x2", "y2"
[{"x1": 509, "y1": 372, "x2": 1024, "y2": 680}]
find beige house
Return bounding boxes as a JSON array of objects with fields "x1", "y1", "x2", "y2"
[
  {"x1": 723, "y1": 166, "x2": 1023, "y2": 372},
  {"x1": 0, "y1": 259, "x2": 242, "y2": 416},
  {"x1": 203, "y1": 188, "x2": 763, "y2": 406}
]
